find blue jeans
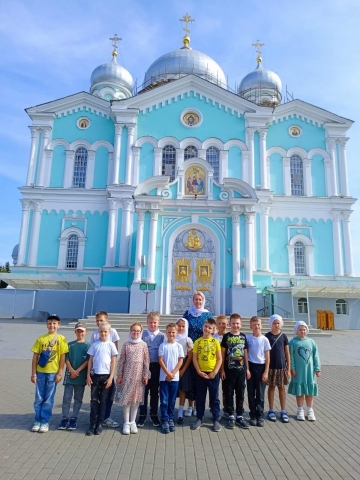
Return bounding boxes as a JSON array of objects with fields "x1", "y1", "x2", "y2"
[
  {"x1": 195, "y1": 372, "x2": 220, "y2": 421},
  {"x1": 34, "y1": 372, "x2": 57, "y2": 423},
  {"x1": 159, "y1": 381, "x2": 179, "y2": 423},
  {"x1": 61, "y1": 384, "x2": 86, "y2": 419}
]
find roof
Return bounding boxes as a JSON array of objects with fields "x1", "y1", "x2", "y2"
[
  {"x1": 0, "y1": 274, "x2": 96, "y2": 291},
  {"x1": 292, "y1": 280, "x2": 360, "y2": 298}
]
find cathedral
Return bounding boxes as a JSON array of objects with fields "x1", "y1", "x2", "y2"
[{"x1": 9, "y1": 16, "x2": 360, "y2": 327}]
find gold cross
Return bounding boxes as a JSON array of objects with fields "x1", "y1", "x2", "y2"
[
  {"x1": 109, "y1": 34, "x2": 122, "y2": 53},
  {"x1": 252, "y1": 39, "x2": 265, "y2": 56},
  {"x1": 179, "y1": 13, "x2": 195, "y2": 35}
]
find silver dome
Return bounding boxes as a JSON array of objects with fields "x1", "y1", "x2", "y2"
[
  {"x1": 91, "y1": 56, "x2": 134, "y2": 91},
  {"x1": 143, "y1": 47, "x2": 227, "y2": 89},
  {"x1": 239, "y1": 60, "x2": 282, "y2": 93}
]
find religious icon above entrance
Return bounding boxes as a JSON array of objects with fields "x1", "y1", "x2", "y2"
[
  {"x1": 184, "y1": 166, "x2": 206, "y2": 195},
  {"x1": 183, "y1": 229, "x2": 204, "y2": 251}
]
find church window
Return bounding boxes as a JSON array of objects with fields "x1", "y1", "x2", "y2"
[
  {"x1": 298, "y1": 297, "x2": 308, "y2": 314},
  {"x1": 66, "y1": 235, "x2": 79, "y2": 269},
  {"x1": 184, "y1": 145, "x2": 198, "y2": 160},
  {"x1": 294, "y1": 241, "x2": 306, "y2": 275},
  {"x1": 206, "y1": 146, "x2": 220, "y2": 182},
  {"x1": 290, "y1": 155, "x2": 304, "y2": 195},
  {"x1": 336, "y1": 299, "x2": 348, "y2": 315},
  {"x1": 162, "y1": 145, "x2": 176, "y2": 181},
  {"x1": 73, "y1": 148, "x2": 88, "y2": 188}
]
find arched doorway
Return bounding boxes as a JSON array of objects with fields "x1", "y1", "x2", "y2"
[{"x1": 171, "y1": 228, "x2": 215, "y2": 313}]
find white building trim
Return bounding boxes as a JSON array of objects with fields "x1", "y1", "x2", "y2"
[
  {"x1": 70, "y1": 139, "x2": 92, "y2": 151},
  {"x1": 287, "y1": 233, "x2": 314, "y2": 277},
  {"x1": 180, "y1": 137, "x2": 203, "y2": 150},
  {"x1": 92, "y1": 140, "x2": 114, "y2": 152},
  {"x1": 158, "y1": 137, "x2": 181, "y2": 149},
  {"x1": 203, "y1": 138, "x2": 224, "y2": 150},
  {"x1": 46, "y1": 138, "x2": 70, "y2": 151},
  {"x1": 58, "y1": 227, "x2": 86, "y2": 270},
  {"x1": 134, "y1": 136, "x2": 158, "y2": 148},
  {"x1": 267, "y1": 146, "x2": 287, "y2": 157},
  {"x1": 224, "y1": 139, "x2": 248, "y2": 151}
]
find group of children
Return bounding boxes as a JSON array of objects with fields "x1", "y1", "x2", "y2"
[{"x1": 30, "y1": 309, "x2": 321, "y2": 435}]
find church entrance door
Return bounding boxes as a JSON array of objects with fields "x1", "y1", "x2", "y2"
[{"x1": 171, "y1": 228, "x2": 215, "y2": 314}]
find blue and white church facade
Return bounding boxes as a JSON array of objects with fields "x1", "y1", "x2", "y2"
[{"x1": 10, "y1": 30, "x2": 359, "y2": 326}]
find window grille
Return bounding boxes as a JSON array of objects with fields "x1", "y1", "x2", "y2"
[
  {"x1": 298, "y1": 297, "x2": 308, "y2": 314},
  {"x1": 72, "y1": 148, "x2": 88, "y2": 188},
  {"x1": 66, "y1": 235, "x2": 79, "y2": 269},
  {"x1": 206, "y1": 146, "x2": 220, "y2": 181},
  {"x1": 290, "y1": 155, "x2": 304, "y2": 195},
  {"x1": 162, "y1": 145, "x2": 176, "y2": 181},
  {"x1": 294, "y1": 241, "x2": 306, "y2": 275},
  {"x1": 336, "y1": 299, "x2": 347, "y2": 315},
  {"x1": 184, "y1": 145, "x2": 198, "y2": 160}
]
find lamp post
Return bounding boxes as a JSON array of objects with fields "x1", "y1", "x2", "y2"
[{"x1": 140, "y1": 280, "x2": 156, "y2": 314}]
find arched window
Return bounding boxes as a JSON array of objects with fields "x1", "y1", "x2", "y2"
[
  {"x1": 294, "y1": 241, "x2": 306, "y2": 275},
  {"x1": 298, "y1": 297, "x2": 308, "y2": 314},
  {"x1": 162, "y1": 145, "x2": 176, "y2": 181},
  {"x1": 66, "y1": 235, "x2": 79, "y2": 269},
  {"x1": 336, "y1": 299, "x2": 348, "y2": 315},
  {"x1": 184, "y1": 145, "x2": 198, "y2": 160},
  {"x1": 290, "y1": 155, "x2": 304, "y2": 195},
  {"x1": 72, "y1": 148, "x2": 88, "y2": 188},
  {"x1": 206, "y1": 146, "x2": 220, "y2": 182}
]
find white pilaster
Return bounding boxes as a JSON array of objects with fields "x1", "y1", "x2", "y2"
[
  {"x1": 105, "y1": 199, "x2": 118, "y2": 267},
  {"x1": 283, "y1": 157, "x2": 291, "y2": 196},
  {"x1": 37, "y1": 128, "x2": 51, "y2": 186},
  {"x1": 119, "y1": 200, "x2": 133, "y2": 266},
  {"x1": 244, "y1": 212, "x2": 255, "y2": 286},
  {"x1": 17, "y1": 200, "x2": 32, "y2": 265},
  {"x1": 339, "y1": 139, "x2": 350, "y2": 196},
  {"x1": 147, "y1": 211, "x2": 159, "y2": 284},
  {"x1": 303, "y1": 158, "x2": 312, "y2": 197},
  {"x1": 77, "y1": 237, "x2": 86, "y2": 270},
  {"x1": 246, "y1": 128, "x2": 255, "y2": 187},
  {"x1": 266, "y1": 156, "x2": 271, "y2": 190},
  {"x1": 154, "y1": 147, "x2": 163, "y2": 177},
  {"x1": 28, "y1": 201, "x2": 43, "y2": 266},
  {"x1": 125, "y1": 124, "x2": 136, "y2": 185},
  {"x1": 198, "y1": 149, "x2": 206, "y2": 159},
  {"x1": 26, "y1": 127, "x2": 40, "y2": 186},
  {"x1": 85, "y1": 150, "x2": 96, "y2": 189},
  {"x1": 343, "y1": 211, "x2": 354, "y2": 276},
  {"x1": 242, "y1": 151, "x2": 250, "y2": 184},
  {"x1": 107, "y1": 152, "x2": 113, "y2": 186},
  {"x1": 305, "y1": 245, "x2": 315, "y2": 277},
  {"x1": 176, "y1": 148, "x2": 184, "y2": 172},
  {"x1": 260, "y1": 206, "x2": 270, "y2": 271},
  {"x1": 327, "y1": 138, "x2": 338, "y2": 196},
  {"x1": 132, "y1": 146, "x2": 141, "y2": 186},
  {"x1": 64, "y1": 150, "x2": 75, "y2": 188},
  {"x1": 219, "y1": 150, "x2": 228, "y2": 183},
  {"x1": 324, "y1": 158, "x2": 332, "y2": 197},
  {"x1": 332, "y1": 211, "x2": 344, "y2": 276},
  {"x1": 287, "y1": 245, "x2": 295, "y2": 276},
  {"x1": 232, "y1": 213, "x2": 241, "y2": 285},
  {"x1": 133, "y1": 211, "x2": 145, "y2": 283},
  {"x1": 112, "y1": 124, "x2": 123, "y2": 184},
  {"x1": 43, "y1": 150, "x2": 53, "y2": 187},
  {"x1": 259, "y1": 130, "x2": 268, "y2": 189}
]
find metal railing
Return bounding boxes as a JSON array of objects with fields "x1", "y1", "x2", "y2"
[{"x1": 257, "y1": 298, "x2": 291, "y2": 318}]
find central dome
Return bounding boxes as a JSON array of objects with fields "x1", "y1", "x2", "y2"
[{"x1": 143, "y1": 43, "x2": 227, "y2": 90}]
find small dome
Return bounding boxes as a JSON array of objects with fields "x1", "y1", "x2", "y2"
[
  {"x1": 90, "y1": 55, "x2": 134, "y2": 100},
  {"x1": 238, "y1": 59, "x2": 282, "y2": 106}
]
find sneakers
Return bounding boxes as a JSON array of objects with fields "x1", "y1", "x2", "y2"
[
  {"x1": 177, "y1": 416, "x2": 184, "y2": 425},
  {"x1": 306, "y1": 409, "x2": 316, "y2": 421},
  {"x1": 150, "y1": 414, "x2": 161, "y2": 427},
  {"x1": 192, "y1": 407, "x2": 197, "y2": 417},
  {"x1": 39, "y1": 423, "x2": 49, "y2": 433},
  {"x1": 58, "y1": 419, "x2": 68, "y2": 430},
  {"x1": 169, "y1": 419, "x2": 175, "y2": 432},
  {"x1": 137, "y1": 414, "x2": 146, "y2": 427},
  {"x1": 86, "y1": 424, "x2": 96, "y2": 436},
  {"x1": 227, "y1": 416, "x2": 235, "y2": 429},
  {"x1": 184, "y1": 407, "x2": 193, "y2": 417},
  {"x1": 249, "y1": 418, "x2": 257, "y2": 427},
  {"x1": 236, "y1": 416, "x2": 249, "y2": 429},
  {"x1": 67, "y1": 418, "x2": 77, "y2": 430},
  {"x1": 297, "y1": 408, "x2": 305, "y2": 421},
  {"x1": 280, "y1": 412, "x2": 289, "y2": 423},
  {"x1": 191, "y1": 418, "x2": 203, "y2": 430},
  {"x1": 162, "y1": 421, "x2": 170, "y2": 434},
  {"x1": 256, "y1": 418, "x2": 264, "y2": 427},
  {"x1": 130, "y1": 422, "x2": 138, "y2": 434},
  {"x1": 213, "y1": 420, "x2": 221, "y2": 432},
  {"x1": 267, "y1": 411, "x2": 277, "y2": 422},
  {"x1": 122, "y1": 422, "x2": 131, "y2": 435},
  {"x1": 94, "y1": 423, "x2": 103, "y2": 435},
  {"x1": 31, "y1": 421, "x2": 41, "y2": 432},
  {"x1": 102, "y1": 417, "x2": 119, "y2": 428}
]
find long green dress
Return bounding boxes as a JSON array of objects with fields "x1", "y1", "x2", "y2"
[{"x1": 288, "y1": 336, "x2": 321, "y2": 396}]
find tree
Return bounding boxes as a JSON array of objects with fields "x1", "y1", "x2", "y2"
[{"x1": 0, "y1": 261, "x2": 10, "y2": 288}]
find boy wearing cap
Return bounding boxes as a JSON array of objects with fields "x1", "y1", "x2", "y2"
[{"x1": 58, "y1": 321, "x2": 90, "y2": 431}]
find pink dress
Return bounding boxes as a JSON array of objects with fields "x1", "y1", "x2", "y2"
[{"x1": 115, "y1": 341, "x2": 150, "y2": 406}]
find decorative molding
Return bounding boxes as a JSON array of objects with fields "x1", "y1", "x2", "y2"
[
  {"x1": 223, "y1": 139, "x2": 248, "y2": 151},
  {"x1": 92, "y1": 140, "x2": 114, "y2": 153},
  {"x1": 134, "y1": 136, "x2": 158, "y2": 148},
  {"x1": 158, "y1": 137, "x2": 181, "y2": 149}
]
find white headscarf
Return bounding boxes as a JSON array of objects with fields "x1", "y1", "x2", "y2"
[
  {"x1": 188, "y1": 291, "x2": 209, "y2": 317},
  {"x1": 269, "y1": 314, "x2": 284, "y2": 328},
  {"x1": 176, "y1": 317, "x2": 188, "y2": 350},
  {"x1": 294, "y1": 321, "x2": 309, "y2": 335},
  {"x1": 128, "y1": 326, "x2": 144, "y2": 344}
]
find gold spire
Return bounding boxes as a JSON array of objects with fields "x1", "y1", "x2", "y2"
[
  {"x1": 179, "y1": 13, "x2": 195, "y2": 48},
  {"x1": 252, "y1": 39, "x2": 265, "y2": 63},
  {"x1": 109, "y1": 33, "x2": 122, "y2": 57}
]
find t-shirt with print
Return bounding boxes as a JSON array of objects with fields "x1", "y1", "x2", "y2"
[
  {"x1": 265, "y1": 332, "x2": 289, "y2": 369},
  {"x1": 90, "y1": 328, "x2": 119, "y2": 344},
  {"x1": 246, "y1": 334, "x2": 271, "y2": 364},
  {"x1": 158, "y1": 341, "x2": 184, "y2": 381},
  {"x1": 193, "y1": 337, "x2": 221, "y2": 372},
  {"x1": 64, "y1": 340, "x2": 90, "y2": 385},
  {"x1": 32, "y1": 333, "x2": 69, "y2": 374},
  {"x1": 221, "y1": 332, "x2": 248, "y2": 370},
  {"x1": 87, "y1": 341, "x2": 118, "y2": 374}
]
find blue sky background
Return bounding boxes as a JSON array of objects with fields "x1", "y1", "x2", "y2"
[{"x1": 1, "y1": 0, "x2": 359, "y2": 272}]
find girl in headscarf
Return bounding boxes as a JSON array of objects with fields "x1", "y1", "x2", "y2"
[
  {"x1": 288, "y1": 321, "x2": 321, "y2": 422},
  {"x1": 183, "y1": 291, "x2": 213, "y2": 342},
  {"x1": 175, "y1": 318, "x2": 194, "y2": 424}
]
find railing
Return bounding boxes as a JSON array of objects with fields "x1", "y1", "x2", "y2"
[{"x1": 257, "y1": 299, "x2": 291, "y2": 318}]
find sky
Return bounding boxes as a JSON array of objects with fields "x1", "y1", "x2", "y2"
[{"x1": 0, "y1": 0, "x2": 359, "y2": 272}]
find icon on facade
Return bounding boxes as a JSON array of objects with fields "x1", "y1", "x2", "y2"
[
  {"x1": 183, "y1": 229, "x2": 204, "y2": 251},
  {"x1": 289, "y1": 125, "x2": 301, "y2": 137},
  {"x1": 195, "y1": 258, "x2": 213, "y2": 291},
  {"x1": 184, "y1": 166, "x2": 206, "y2": 196},
  {"x1": 77, "y1": 117, "x2": 90, "y2": 129},
  {"x1": 183, "y1": 112, "x2": 200, "y2": 127},
  {"x1": 174, "y1": 257, "x2": 191, "y2": 290}
]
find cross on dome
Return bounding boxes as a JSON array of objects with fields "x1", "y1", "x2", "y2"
[
  {"x1": 179, "y1": 13, "x2": 195, "y2": 48},
  {"x1": 109, "y1": 33, "x2": 122, "y2": 57},
  {"x1": 252, "y1": 39, "x2": 265, "y2": 62}
]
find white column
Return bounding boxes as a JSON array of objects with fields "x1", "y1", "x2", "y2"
[
  {"x1": 327, "y1": 138, "x2": 338, "y2": 196},
  {"x1": 28, "y1": 201, "x2": 43, "y2": 266},
  {"x1": 37, "y1": 128, "x2": 51, "y2": 186},
  {"x1": 176, "y1": 148, "x2": 184, "y2": 171},
  {"x1": 133, "y1": 211, "x2": 145, "y2": 283},
  {"x1": 305, "y1": 246, "x2": 315, "y2": 277},
  {"x1": 303, "y1": 158, "x2": 312, "y2": 196},
  {"x1": 246, "y1": 128, "x2": 255, "y2": 187},
  {"x1": 147, "y1": 211, "x2": 158, "y2": 284},
  {"x1": 85, "y1": 150, "x2": 96, "y2": 189},
  {"x1": 283, "y1": 157, "x2": 291, "y2": 195},
  {"x1": 232, "y1": 213, "x2": 241, "y2": 285},
  {"x1": 112, "y1": 124, "x2": 123, "y2": 184},
  {"x1": 119, "y1": 200, "x2": 133, "y2": 266},
  {"x1": 17, "y1": 200, "x2": 32, "y2": 265},
  {"x1": 343, "y1": 211, "x2": 354, "y2": 276},
  {"x1": 259, "y1": 130, "x2": 268, "y2": 189},
  {"x1": 198, "y1": 149, "x2": 206, "y2": 159},
  {"x1": 43, "y1": 150, "x2": 53, "y2": 187},
  {"x1": 260, "y1": 206, "x2": 270, "y2": 271},
  {"x1": 266, "y1": 156, "x2": 271, "y2": 190},
  {"x1": 154, "y1": 147, "x2": 162, "y2": 176},
  {"x1": 26, "y1": 127, "x2": 40, "y2": 186},
  {"x1": 105, "y1": 199, "x2": 118, "y2": 267},
  {"x1": 77, "y1": 238, "x2": 86, "y2": 270},
  {"x1": 107, "y1": 152, "x2": 113, "y2": 186},
  {"x1": 244, "y1": 212, "x2": 255, "y2": 286},
  {"x1": 287, "y1": 245, "x2": 295, "y2": 276},
  {"x1": 339, "y1": 139, "x2": 350, "y2": 196},
  {"x1": 332, "y1": 211, "x2": 344, "y2": 276},
  {"x1": 324, "y1": 158, "x2": 332, "y2": 197},
  {"x1": 64, "y1": 150, "x2": 75, "y2": 188},
  {"x1": 125, "y1": 125, "x2": 136, "y2": 185},
  {"x1": 219, "y1": 150, "x2": 228, "y2": 183},
  {"x1": 242, "y1": 151, "x2": 250, "y2": 184},
  {"x1": 132, "y1": 146, "x2": 141, "y2": 186}
]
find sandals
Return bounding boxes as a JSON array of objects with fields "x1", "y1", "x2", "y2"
[
  {"x1": 281, "y1": 412, "x2": 289, "y2": 423},
  {"x1": 268, "y1": 411, "x2": 277, "y2": 422}
]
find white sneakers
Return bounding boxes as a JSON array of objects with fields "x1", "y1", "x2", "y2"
[
  {"x1": 296, "y1": 408, "x2": 305, "y2": 421},
  {"x1": 297, "y1": 408, "x2": 316, "y2": 421},
  {"x1": 130, "y1": 422, "x2": 138, "y2": 434},
  {"x1": 123, "y1": 422, "x2": 138, "y2": 434},
  {"x1": 184, "y1": 407, "x2": 193, "y2": 417},
  {"x1": 306, "y1": 409, "x2": 316, "y2": 421}
]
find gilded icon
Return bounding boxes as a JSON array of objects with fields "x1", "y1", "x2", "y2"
[
  {"x1": 183, "y1": 229, "x2": 204, "y2": 251},
  {"x1": 184, "y1": 166, "x2": 206, "y2": 195},
  {"x1": 78, "y1": 118, "x2": 90, "y2": 129},
  {"x1": 183, "y1": 112, "x2": 200, "y2": 127},
  {"x1": 174, "y1": 258, "x2": 191, "y2": 290},
  {"x1": 195, "y1": 258, "x2": 213, "y2": 288},
  {"x1": 289, "y1": 125, "x2": 301, "y2": 137}
]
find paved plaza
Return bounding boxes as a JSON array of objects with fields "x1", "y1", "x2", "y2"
[{"x1": 0, "y1": 319, "x2": 359, "y2": 480}]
